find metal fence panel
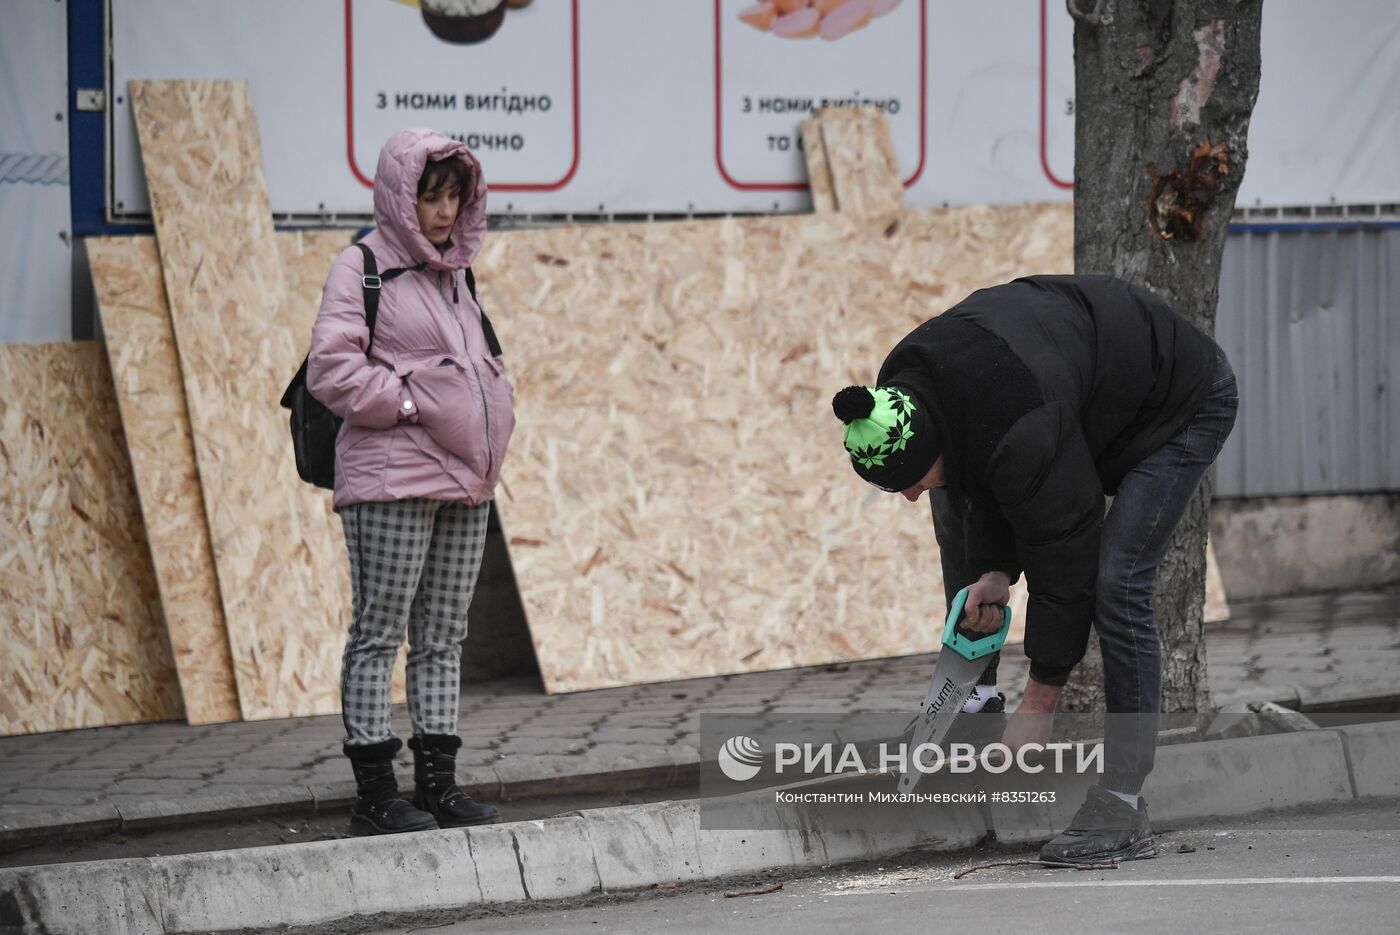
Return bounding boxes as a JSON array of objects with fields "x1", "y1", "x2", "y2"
[{"x1": 1214, "y1": 225, "x2": 1398, "y2": 497}]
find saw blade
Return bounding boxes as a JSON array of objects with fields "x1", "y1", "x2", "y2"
[{"x1": 897, "y1": 649, "x2": 986, "y2": 793}]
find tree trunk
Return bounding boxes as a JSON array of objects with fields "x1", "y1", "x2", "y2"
[{"x1": 1060, "y1": 0, "x2": 1262, "y2": 717}]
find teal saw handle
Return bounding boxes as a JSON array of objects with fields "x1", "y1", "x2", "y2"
[{"x1": 941, "y1": 586, "x2": 1012, "y2": 661}]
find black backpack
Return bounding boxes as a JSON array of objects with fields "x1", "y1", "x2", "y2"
[{"x1": 279, "y1": 242, "x2": 501, "y2": 490}]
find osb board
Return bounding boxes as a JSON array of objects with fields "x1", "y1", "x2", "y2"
[
  {"x1": 89, "y1": 236, "x2": 240, "y2": 725},
  {"x1": 278, "y1": 229, "x2": 355, "y2": 331},
  {"x1": 816, "y1": 107, "x2": 905, "y2": 218},
  {"x1": 0, "y1": 343, "x2": 183, "y2": 735},
  {"x1": 473, "y1": 203, "x2": 1074, "y2": 693},
  {"x1": 800, "y1": 117, "x2": 836, "y2": 214},
  {"x1": 131, "y1": 79, "x2": 351, "y2": 720}
]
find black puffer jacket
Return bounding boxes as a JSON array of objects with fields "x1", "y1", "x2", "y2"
[{"x1": 877, "y1": 275, "x2": 1218, "y2": 678}]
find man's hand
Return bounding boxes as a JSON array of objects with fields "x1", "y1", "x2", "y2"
[{"x1": 960, "y1": 571, "x2": 1011, "y2": 634}]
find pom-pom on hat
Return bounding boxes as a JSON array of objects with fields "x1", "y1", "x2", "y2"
[{"x1": 832, "y1": 385, "x2": 939, "y2": 492}]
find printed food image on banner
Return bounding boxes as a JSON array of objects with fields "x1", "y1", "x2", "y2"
[
  {"x1": 419, "y1": 0, "x2": 513, "y2": 44},
  {"x1": 346, "y1": 0, "x2": 578, "y2": 190},
  {"x1": 716, "y1": 0, "x2": 925, "y2": 190},
  {"x1": 738, "y1": 0, "x2": 904, "y2": 42}
]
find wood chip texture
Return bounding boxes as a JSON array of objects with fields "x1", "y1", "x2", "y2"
[
  {"x1": 0, "y1": 343, "x2": 183, "y2": 734},
  {"x1": 800, "y1": 117, "x2": 836, "y2": 214},
  {"x1": 474, "y1": 204, "x2": 1073, "y2": 692},
  {"x1": 89, "y1": 236, "x2": 241, "y2": 725},
  {"x1": 130, "y1": 80, "x2": 352, "y2": 719},
  {"x1": 817, "y1": 107, "x2": 906, "y2": 218}
]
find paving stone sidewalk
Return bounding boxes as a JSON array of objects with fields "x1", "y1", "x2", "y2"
[{"x1": 1, "y1": 588, "x2": 1396, "y2": 843}]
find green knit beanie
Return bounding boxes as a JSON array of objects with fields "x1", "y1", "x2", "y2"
[{"x1": 831, "y1": 385, "x2": 939, "y2": 492}]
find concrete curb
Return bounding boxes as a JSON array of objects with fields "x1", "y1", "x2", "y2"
[
  {"x1": 1336, "y1": 721, "x2": 1400, "y2": 799},
  {"x1": 5, "y1": 720, "x2": 1399, "y2": 934},
  {"x1": 1213, "y1": 683, "x2": 1400, "y2": 713},
  {"x1": 5, "y1": 687, "x2": 1391, "y2": 852},
  {"x1": 0, "y1": 747, "x2": 695, "y2": 851},
  {"x1": 0, "y1": 786, "x2": 327, "y2": 850},
  {"x1": 0, "y1": 805, "x2": 123, "y2": 849}
]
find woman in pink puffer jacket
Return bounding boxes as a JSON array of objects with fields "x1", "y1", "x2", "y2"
[{"x1": 308, "y1": 128, "x2": 514, "y2": 836}]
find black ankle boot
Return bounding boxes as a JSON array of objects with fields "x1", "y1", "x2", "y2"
[
  {"x1": 409, "y1": 734, "x2": 500, "y2": 828},
  {"x1": 345, "y1": 738, "x2": 438, "y2": 835}
]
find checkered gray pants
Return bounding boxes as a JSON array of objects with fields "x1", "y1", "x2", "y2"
[{"x1": 339, "y1": 498, "x2": 489, "y2": 746}]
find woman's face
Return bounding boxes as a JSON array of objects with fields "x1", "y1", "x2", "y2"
[{"x1": 416, "y1": 185, "x2": 461, "y2": 245}]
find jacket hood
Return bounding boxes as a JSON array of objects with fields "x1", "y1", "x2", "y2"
[{"x1": 373, "y1": 128, "x2": 487, "y2": 272}]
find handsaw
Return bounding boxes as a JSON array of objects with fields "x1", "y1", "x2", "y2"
[{"x1": 897, "y1": 586, "x2": 1012, "y2": 793}]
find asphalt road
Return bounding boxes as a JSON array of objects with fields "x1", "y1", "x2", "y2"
[{"x1": 366, "y1": 799, "x2": 1400, "y2": 935}]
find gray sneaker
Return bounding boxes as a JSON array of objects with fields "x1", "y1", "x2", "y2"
[{"x1": 1040, "y1": 786, "x2": 1158, "y2": 866}]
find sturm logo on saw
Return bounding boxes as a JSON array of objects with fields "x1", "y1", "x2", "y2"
[
  {"x1": 717, "y1": 735, "x2": 764, "y2": 781},
  {"x1": 923, "y1": 677, "x2": 958, "y2": 717}
]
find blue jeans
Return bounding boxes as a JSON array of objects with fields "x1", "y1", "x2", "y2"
[{"x1": 933, "y1": 349, "x2": 1239, "y2": 793}]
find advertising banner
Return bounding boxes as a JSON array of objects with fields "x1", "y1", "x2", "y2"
[
  {"x1": 346, "y1": 0, "x2": 579, "y2": 192},
  {"x1": 103, "y1": 0, "x2": 1400, "y2": 219},
  {"x1": 715, "y1": 0, "x2": 923, "y2": 192}
]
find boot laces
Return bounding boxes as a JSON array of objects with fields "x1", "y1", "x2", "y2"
[{"x1": 369, "y1": 796, "x2": 418, "y2": 819}]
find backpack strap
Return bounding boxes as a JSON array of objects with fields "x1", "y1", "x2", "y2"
[
  {"x1": 351, "y1": 242, "x2": 494, "y2": 358},
  {"x1": 463, "y1": 267, "x2": 504, "y2": 358},
  {"x1": 356, "y1": 242, "x2": 424, "y2": 356}
]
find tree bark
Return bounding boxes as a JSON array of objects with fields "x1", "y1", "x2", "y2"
[{"x1": 1060, "y1": 0, "x2": 1262, "y2": 717}]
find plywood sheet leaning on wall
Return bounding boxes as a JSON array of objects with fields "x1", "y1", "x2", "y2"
[
  {"x1": 89, "y1": 236, "x2": 241, "y2": 725},
  {"x1": 472, "y1": 203, "x2": 1074, "y2": 693},
  {"x1": 816, "y1": 107, "x2": 905, "y2": 218},
  {"x1": 130, "y1": 79, "x2": 351, "y2": 720},
  {"x1": 278, "y1": 230, "x2": 355, "y2": 328},
  {"x1": 0, "y1": 343, "x2": 183, "y2": 734},
  {"x1": 800, "y1": 117, "x2": 836, "y2": 215}
]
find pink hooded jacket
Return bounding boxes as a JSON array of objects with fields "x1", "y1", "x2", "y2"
[{"x1": 308, "y1": 129, "x2": 515, "y2": 510}]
